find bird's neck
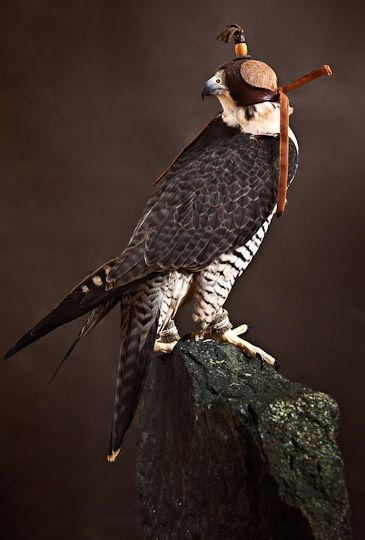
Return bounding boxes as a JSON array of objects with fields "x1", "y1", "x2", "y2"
[
  {"x1": 217, "y1": 93, "x2": 298, "y2": 151},
  {"x1": 218, "y1": 93, "x2": 290, "y2": 136}
]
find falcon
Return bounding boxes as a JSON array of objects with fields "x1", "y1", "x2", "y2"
[{"x1": 4, "y1": 25, "x2": 332, "y2": 461}]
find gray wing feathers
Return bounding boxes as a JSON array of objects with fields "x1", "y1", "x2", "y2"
[{"x1": 108, "y1": 116, "x2": 297, "y2": 288}]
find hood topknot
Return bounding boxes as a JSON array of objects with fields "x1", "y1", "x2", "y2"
[{"x1": 216, "y1": 24, "x2": 279, "y2": 107}]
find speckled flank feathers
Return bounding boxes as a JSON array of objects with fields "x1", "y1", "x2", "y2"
[{"x1": 193, "y1": 209, "x2": 275, "y2": 328}]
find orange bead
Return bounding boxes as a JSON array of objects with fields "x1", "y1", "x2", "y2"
[{"x1": 235, "y1": 43, "x2": 248, "y2": 56}]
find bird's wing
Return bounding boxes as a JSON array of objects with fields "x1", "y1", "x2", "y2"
[
  {"x1": 108, "y1": 115, "x2": 298, "y2": 288},
  {"x1": 4, "y1": 259, "x2": 121, "y2": 359}
]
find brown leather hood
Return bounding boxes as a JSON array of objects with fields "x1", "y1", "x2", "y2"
[{"x1": 218, "y1": 58, "x2": 278, "y2": 107}]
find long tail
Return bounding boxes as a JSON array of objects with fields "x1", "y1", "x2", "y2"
[
  {"x1": 4, "y1": 259, "x2": 121, "y2": 359},
  {"x1": 107, "y1": 276, "x2": 163, "y2": 462}
]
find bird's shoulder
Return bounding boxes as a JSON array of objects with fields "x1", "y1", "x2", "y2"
[{"x1": 157, "y1": 114, "x2": 254, "y2": 180}]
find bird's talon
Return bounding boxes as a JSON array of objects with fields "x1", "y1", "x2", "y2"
[
  {"x1": 211, "y1": 328, "x2": 275, "y2": 367},
  {"x1": 153, "y1": 340, "x2": 178, "y2": 354},
  {"x1": 256, "y1": 352, "x2": 265, "y2": 370}
]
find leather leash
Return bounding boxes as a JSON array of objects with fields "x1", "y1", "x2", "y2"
[{"x1": 276, "y1": 65, "x2": 332, "y2": 216}]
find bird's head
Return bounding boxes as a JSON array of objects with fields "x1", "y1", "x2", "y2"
[{"x1": 202, "y1": 24, "x2": 278, "y2": 108}]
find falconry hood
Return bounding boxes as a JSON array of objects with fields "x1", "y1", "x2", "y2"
[{"x1": 204, "y1": 24, "x2": 332, "y2": 216}]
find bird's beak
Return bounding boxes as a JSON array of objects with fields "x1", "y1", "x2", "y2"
[{"x1": 202, "y1": 77, "x2": 224, "y2": 100}]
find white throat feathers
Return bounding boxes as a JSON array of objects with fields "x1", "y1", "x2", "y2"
[{"x1": 217, "y1": 93, "x2": 298, "y2": 151}]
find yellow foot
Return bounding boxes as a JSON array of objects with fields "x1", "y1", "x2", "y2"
[
  {"x1": 153, "y1": 340, "x2": 178, "y2": 354},
  {"x1": 214, "y1": 326, "x2": 275, "y2": 366},
  {"x1": 228, "y1": 324, "x2": 249, "y2": 336},
  {"x1": 193, "y1": 324, "x2": 249, "y2": 342}
]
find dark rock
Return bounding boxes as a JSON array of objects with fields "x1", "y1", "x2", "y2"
[{"x1": 136, "y1": 341, "x2": 352, "y2": 540}]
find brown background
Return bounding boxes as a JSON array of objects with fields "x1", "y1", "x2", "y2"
[{"x1": 0, "y1": 1, "x2": 364, "y2": 538}]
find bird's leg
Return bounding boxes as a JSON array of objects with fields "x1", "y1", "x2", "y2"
[
  {"x1": 192, "y1": 309, "x2": 248, "y2": 341},
  {"x1": 154, "y1": 320, "x2": 180, "y2": 354},
  {"x1": 208, "y1": 309, "x2": 249, "y2": 336},
  {"x1": 205, "y1": 309, "x2": 276, "y2": 367}
]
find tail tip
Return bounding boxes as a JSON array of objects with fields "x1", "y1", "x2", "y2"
[{"x1": 107, "y1": 448, "x2": 121, "y2": 462}]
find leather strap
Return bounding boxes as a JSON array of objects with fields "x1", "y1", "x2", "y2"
[
  {"x1": 279, "y1": 65, "x2": 332, "y2": 94},
  {"x1": 276, "y1": 64, "x2": 332, "y2": 216},
  {"x1": 277, "y1": 91, "x2": 289, "y2": 217}
]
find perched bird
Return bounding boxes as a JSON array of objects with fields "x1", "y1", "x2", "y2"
[{"x1": 4, "y1": 25, "x2": 332, "y2": 461}]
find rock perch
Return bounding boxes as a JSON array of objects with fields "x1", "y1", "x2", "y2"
[{"x1": 136, "y1": 341, "x2": 351, "y2": 539}]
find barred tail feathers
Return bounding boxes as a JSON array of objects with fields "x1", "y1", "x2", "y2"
[{"x1": 107, "y1": 277, "x2": 163, "y2": 461}]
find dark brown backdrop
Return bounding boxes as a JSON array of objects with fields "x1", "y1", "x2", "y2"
[{"x1": 1, "y1": 1, "x2": 364, "y2": 538}]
